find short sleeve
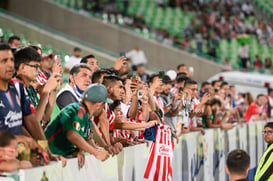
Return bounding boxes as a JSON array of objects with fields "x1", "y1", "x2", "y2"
[
  {"x1": 62, "y1": 106, "x2": 81, "y2": 134},
  {"x1": 56, "y1": 91, "x2": 78, "y2": 110}
]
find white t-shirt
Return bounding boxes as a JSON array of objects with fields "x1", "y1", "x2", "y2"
[
  {"x1": 126, "y1": 49, "x2": 147, "y2": 66},
  {"x1": 65, "y1": 56, "x2": 82, "y2": 70}
]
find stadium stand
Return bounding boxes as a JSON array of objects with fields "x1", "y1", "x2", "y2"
[
  {"x1": 48, "y1": 0, "x2": 273, "y2": 73},
  {"x1": 0, "y1": 2, "x2": 272, "y2": 181}
]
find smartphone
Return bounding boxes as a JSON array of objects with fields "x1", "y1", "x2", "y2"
[
  {"x1": 137, "y1": 90, "x2": 143, "y2": 99},
  {"x1": 54, "y1": 55, "x2": 61, "y2": 64},
  {"x1": 159, "y1": 71, "x2": 165, "y2": 79},
  {"x1": 120, "y1": 52, "x2": 126, "y2": 57},
  {"x1": 39, "y1": 151, "x2": 49, "y2": 165},
  {"x1": 132, "y1": 73, "x2": 138, "y2": 83},
  {"x1": 204, "y1": 88, "x2": 209, "y2": 94},
  {"x1": 179, "y1": 87, "x2": 183, "y2": 93}
]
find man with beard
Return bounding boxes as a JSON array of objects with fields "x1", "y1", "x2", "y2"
[
  {"x1": 160, "y1": 75, "x2": 184, "y2": 131},
  {"x1": 255, "y1": 122, "x2": 273, "y2": 180},
  {"x1": 100, "y1": 75, "x2": 157, "y2": 145}
]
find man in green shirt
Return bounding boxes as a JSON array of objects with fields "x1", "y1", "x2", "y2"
[{"x1": 45, "y1": 84, "x2": 111, "y2": 161}]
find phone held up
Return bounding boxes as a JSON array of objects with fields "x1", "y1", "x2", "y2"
[{"x1": 54, "y1": 55, "x2": 61, "y2": 64}]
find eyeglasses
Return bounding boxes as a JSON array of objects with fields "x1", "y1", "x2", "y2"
[
  {"x1": 263, "y1": 131, "x2": 273, "y2": 134},
  {"x1": 25, "y1": 63, "x2": 40, "y2": 71}
]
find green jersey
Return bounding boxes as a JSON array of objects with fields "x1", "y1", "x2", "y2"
[{"x1": 45, "y1": 102, "x2": 93, "y2": 156}]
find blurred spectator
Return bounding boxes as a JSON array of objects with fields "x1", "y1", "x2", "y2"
[
  {"x1": 156, "y1": 0, "x2": 166, "y2": 8},
  {"x1": 207, "y1": 32, "x2": 219, "y2": 58},
  {"x1": 56, "y1": 64, "x2": 92, "y2": 110},
  {"x1": 264, "y1": 57, "x2": 272, "y2": 71},
  {"x1": 132, "y1": 15, "x2": 147, "y2": 30},
  {"x1": 8, "y1": 35, "x2": 20, "y2": 49},
  {"x1": 136, "y1": 64, "x2": 150, "y2": 83},
  {"x1": 81, "y1": 54, "x2": 99, "y2": 72},
  {"x1": 166, "y1": 70, "x2": 177, "y2": 86},
  {"x1": 243, "y1": 94, "x2": 268, "y2": 122},
  {"x1": 212, "y1": 80, "x2": 221, "y2": 90},
  {"x1": 105, "y1": 0, "x2": 119, "y2": 14},
  {"x1": 187, "y1": 66, "x2": 194, "y2": 77},
  {"x1": 89, "y1": 0, "x2": 103, "y2": 13},
  {"x1": 199, "y1": 81, "x2": 211, "y2": 98},
  {"x1": 176, "y1": 64, "x2": 187, "y2": 74},
  {"x1": 254, "y1": 55, "x2": 263, "y2": 69},
  {"x1": 243, "y1": 92, "x2": 254, "y2": 111},
  {"x1": 162, "y1": 33, "x2": 173, "y2": 46},
  {"x1": 64, "y1": 47, "x2": 82, "y2": 73},
  {"x1": 126, "y1": 46, "x2": 147, "y2": 69},
  {"x1": 202, "y1": 98, "x2": 233, "y2": 129},
  {"x1": 40, "y1": 53, "x2": 55, "y2": 79},
  {"x1": 226, "y1": 149, "x2": 250, "y2": 181},
  {"x1": 238, "y1": 43, "x2": 250, "y2": 69},
  {"x1": 0, "y1": 131, "x2": 32, "y2": 172},
  {"x1": 194, "y1": 26, "x2": 203, "y2": 53},
  {"x1": 92, "y1": 69, "x2": 112, "y2": 84},
  {"x1": 255, "y1": 122, "x2": 273, "y2": 180},
  {"x1": 222, "y1": 57, "x2": 233, "y2": 71},
  {"x1": 241, "y1": 1, "x2": 254, "y2": 17},
  {"x1": 173, "y1": 36, "x2": 181, "y2": 47},
  {"x1": 181, "y1": 36, "x2": 193, "y2": 50}
]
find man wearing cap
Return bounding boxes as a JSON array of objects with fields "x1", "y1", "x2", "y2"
[
  {"x1": 160, "y1": 75, "x2": 184, "y2": 131},
  {"x1": 40, "y1": 53, "x2": 55, "y2": 79},
  {"x1": 45, "y1": 84, "x2": 110, "y2": 161},
  {"x1": 64, "y1": 47, "x2": 82, "y2": 73}
]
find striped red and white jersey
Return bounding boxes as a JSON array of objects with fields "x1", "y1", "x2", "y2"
[
  {"x1": 130, "y1": 111, "x2": 144, "y2": 139},
  {"x1": 94, "y1": 103, "x2": 115, "y2": 131},
  {"x1": 144, "y1": 124, "x2": 174, "y2": 181},
  {"x1": 154, "y1": 96, "x2": 165, "y2": 112},
  {"x1": 114, "y1": 111, "x2": 144, "y2": 139}
]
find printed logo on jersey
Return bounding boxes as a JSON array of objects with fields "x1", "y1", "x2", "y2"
[
  {"x1": 4, "y1": 111, "x2": 22, "y2": 128},
  {"x1": 72, "y1": 121, "x2": 81, "y2": 131},
  {"x1": 0, "y1": 100, "x2": 5, "y2": 108},
  {"x1": 159, "y1": 145, "x2": 171, "y2": 157}
]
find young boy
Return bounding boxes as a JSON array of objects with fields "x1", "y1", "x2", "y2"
[{"x1": 0, "y1": 131, "x2": 32, "y2": 173}]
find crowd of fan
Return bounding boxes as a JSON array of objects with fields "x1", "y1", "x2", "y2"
[
  {"x1": 0, "y1": 35, "x2": 271, "y2": 174},
  {"x1": 79, "y1": 0, "x2": 273, "y2": 70}
]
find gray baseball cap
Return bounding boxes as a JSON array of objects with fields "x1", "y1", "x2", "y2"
[{"x1": 83, "y1": 84, "x2": 113, "y2": 104}]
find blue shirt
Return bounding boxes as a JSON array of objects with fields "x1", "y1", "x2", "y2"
[{"x1": 0, "y1": 81, "x2": 32, "y2": 135}]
